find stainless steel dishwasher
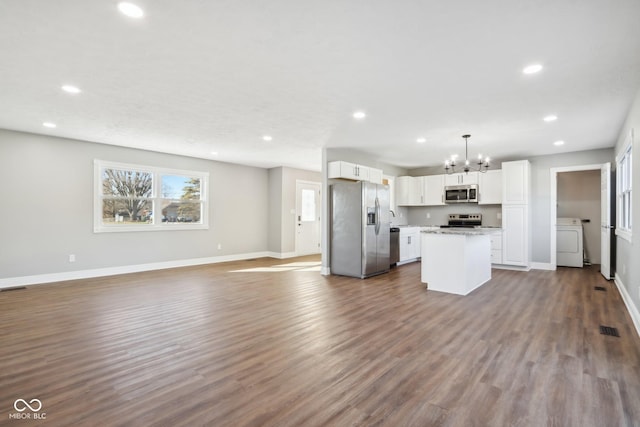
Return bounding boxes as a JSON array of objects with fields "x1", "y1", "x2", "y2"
[{"x1": 390, "y1": 227, "x2": 400, "y2": 267}]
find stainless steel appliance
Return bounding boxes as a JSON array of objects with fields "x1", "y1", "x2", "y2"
[
  {"x1": 330, "y1": 181, "x2": 390, "y2": 278},
  {"x1": 444, "y1": 184, "x2": 479, "y2": 203},
  {"x1": 440, "y1": 213, "x2": 482, "y2": 228},
  {"x1": 390, "y1": 227, "x2": 400, "y2": 267}
]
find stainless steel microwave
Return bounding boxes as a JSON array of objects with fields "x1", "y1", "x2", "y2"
[{"x1": 444, "y1": 184, "x2": 478, "y2": 203}]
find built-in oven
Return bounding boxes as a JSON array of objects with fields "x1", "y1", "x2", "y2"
[{"x1": 444, "y1": 184, "x2": 478, "y2": 203}]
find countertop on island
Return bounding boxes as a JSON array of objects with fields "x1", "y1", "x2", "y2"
[{"x1": 420, "y1": 227, "x2": 502, "y2": 235}]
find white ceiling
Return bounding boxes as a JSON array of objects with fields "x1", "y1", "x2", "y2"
[{"x1": 1, "y1": 1, "x2": 640, "y2": 172}]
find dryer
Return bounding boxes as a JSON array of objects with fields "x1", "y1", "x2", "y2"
[{"x1": 556, "y1": 218, "x2": 583, "y2": 267}]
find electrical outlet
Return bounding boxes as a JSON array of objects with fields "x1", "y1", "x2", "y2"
[
  {"x1": 217, "y1": 243, "x2": 222, "y2": 250},
  {"x1": 426, "y1": 212, "x2": 431, "y2": 219},
  {"x1": 69, "y1": 254, "x2": 76, "y2": 263},
  {"x1": 623, "y1": 264, "x2": 626, "y2": 275},
  {"x1": 497, "y1": 212, "x2": 502, "y2": 220}
]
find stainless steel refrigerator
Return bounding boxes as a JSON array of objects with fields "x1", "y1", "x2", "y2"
[{"x1": 330, "y1": 181, "x2": 390, "y2": 278}]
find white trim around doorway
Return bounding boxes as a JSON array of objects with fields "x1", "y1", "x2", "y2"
[{"x1": 549, "y1": 164, "x2": 603, "y2": 270}]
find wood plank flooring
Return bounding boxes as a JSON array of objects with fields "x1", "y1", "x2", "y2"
[{"x1": 1, "y1": 257, "x2": 639, "y2": 426}]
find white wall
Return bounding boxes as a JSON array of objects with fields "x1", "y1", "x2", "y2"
[
  {"x1": 0, "y1": 129, "x2": 270, "y2": 282},
  {"x1": 557, "y1": 170, "x2": 601, "y2": 264},
  {"x1": 268, "y1": 166, "x2": 321, "y2": 256},
  {"x1": 268, "y1": 167, "x2": 284, "y2": 253},
  {"x1": 528, "y1": 149, "x2": 613, "y2": 264},
  {"x1": 614, "y1": 88, "x2": 640, "y2": 321}
]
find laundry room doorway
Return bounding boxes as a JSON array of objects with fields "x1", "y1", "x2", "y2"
[{"x1": 550, "y1": 163, "x2": 614, "y2": 279}]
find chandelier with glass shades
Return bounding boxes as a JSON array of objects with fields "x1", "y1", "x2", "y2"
[{"x1": 444, "y1": 134, "x2": 490, "y2": 174}]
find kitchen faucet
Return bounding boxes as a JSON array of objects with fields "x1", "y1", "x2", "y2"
[{"x1": 390, "y1": 210, "x2": 396, "y2": 217}]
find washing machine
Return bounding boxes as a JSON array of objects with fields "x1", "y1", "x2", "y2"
[{"x1": 556, "y1": 218, "x2": 583, "y2": 267}]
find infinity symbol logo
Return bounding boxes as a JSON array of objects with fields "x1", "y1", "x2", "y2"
[{"x1": 14, "y1": 399, "x2": 42, "y2": 412}]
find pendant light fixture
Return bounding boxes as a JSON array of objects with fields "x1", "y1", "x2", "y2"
[{"x1": 444, "y1": 134, "x2": 490, "y2": 174}]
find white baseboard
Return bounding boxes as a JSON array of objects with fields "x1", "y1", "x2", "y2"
[
  {"x1": 0, "y1": 251, "x2": 272, "y2": 289},
  {"x1": 614, "y1": 274, "x2": 640, "y2": 339},
  {"x1": 530, "y1": 262, "x2": 555, "y2": 271},
  {"x1": 321, "y1": 266, "x2": 330, "y2": 276},
  {"x1": 267, "y1": 251, "x2": 302, "y2": 259},
  {"x1": 491, "y1": 264, "x2": 531, "y2": 272},
  {"x1": 397, "y1": 258, "x2": 419, "y2": 266}
]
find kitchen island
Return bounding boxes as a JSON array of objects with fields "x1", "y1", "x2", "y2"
[{"x1": 420, "y1": 228, "x2": 501, "y2": 295}]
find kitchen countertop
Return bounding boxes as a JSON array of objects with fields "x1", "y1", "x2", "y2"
[{"x1": 421, "y1": 227, "x2": 502, "y2": 235}]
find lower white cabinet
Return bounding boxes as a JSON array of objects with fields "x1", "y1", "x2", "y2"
[
  {"x1": 502, "y1": 204, "x2": 529, "y2": 266},
  {"x1": 490, "y1": 231, "x2": 503, "y2": 264},
  {"x1": 399, "y1": 227, "x2": 421, "y2": 264}
]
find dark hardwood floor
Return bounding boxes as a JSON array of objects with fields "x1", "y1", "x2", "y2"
[{"x1": 1, "y1": 257, "x2": 639, "y2": 426}]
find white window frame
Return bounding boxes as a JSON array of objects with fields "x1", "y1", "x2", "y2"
[
  {"x1": 616, "y1": 130, "x2": 633, "y2": 242},
  {"x1": 94, "y1": 160, "x2": 209, "y2": 233}
]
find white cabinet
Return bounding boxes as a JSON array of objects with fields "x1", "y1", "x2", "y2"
[
  {"x1": 396, "y1": 175, "x2": 445, "y2": 206},
  {"x1": 395, "y1": 176, "x2": 420, "y2": 205},
  {"x1": 502, "y1": 205, "x2": 529, "y2": 266},
  {"x1": 368, "y1": 167, "x2": 383, "y2": 184},
  {"x1": 422, "y1": 175, "x2": 445, "y2": 205},
  {"x1": 328, "y1": 161, "x2": 383, "y2": 184},
  {"x1": 445, "y1": 171, "x2": 479, "y2": 186},
  {"x1": 502, "y1": 160, "x2": 529, "y2": 204},
  {"x1": 399, "y1": 227, "x2": 421, "y2": 264},
  {"x1": 501, "y1": 160, "x2": 530, "y2": 267},
  {"x1": 479, "y1": 170, "x2": 502, "y2": 204},
  {"x1": 490, "y1": 231, "x2": 503, "y2": 264}
]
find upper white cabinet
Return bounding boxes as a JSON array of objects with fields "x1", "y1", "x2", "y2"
[
  {"x1": 502, "y1": 160, "x2": 529, "y2": 204},
  {"x1": 478, "y1": 170, "x2": 502, "y2": 205},
  {"x1": 368, "y1": 167, "x2": 383, "y2": 184},
  {"x1": 423, "y1": 175, "x2": 445, "y2": 205},
  {"x1": 444, "y1": 171, "x2": 479, "y2": 186},
  {"x1": 396, "y1": 175, "x2": 445, "y2": 206},
  {"x1": 395, "y1": 176, "x2": 421, "y2": 205},
  {"x1": 328, "y1": 161, "x2": 382, "y2": 184}
]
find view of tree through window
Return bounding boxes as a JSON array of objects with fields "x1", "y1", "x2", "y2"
[
  {"x1": 160, "y1": 175, "x2": 202, "y2": 223},
  {"x1": 95, "y1": 160, "x2": 208, "y2": 232},
  {"x1": 102, "y1": 169, "x2": 153, "y2": 224}
]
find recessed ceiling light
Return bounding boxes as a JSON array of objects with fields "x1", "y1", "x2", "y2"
[
  {"x1": 353, "y1": 111, "x2": 366, "y2": 119},
  {"x1": 543, "y1": 115, "x2": 558, "y2": 122},
  {"x1": 118, "y1": 2, "x2": 144, "y2": 18},
  {"x1": 416, "y1": 137, "x2": 426, "y2": 143},
  {"x1": 210, "y1": 151, "x2": 218, "y2": 156},
  {"x1": 262, "y1": 135, "x2": 273, "y2": 141},
  {"x1": 61, "y1": 85, "x2": 81, "y2": 94},
  {"x1": 43, "y1": 122, "x2": 57, "y2": 128},
  {"x1": 553, "y1": 140, "x2": 565, "y2": 146},
  {"x1": 523, "y1": 64, "x2": 543, "y2": 74}
]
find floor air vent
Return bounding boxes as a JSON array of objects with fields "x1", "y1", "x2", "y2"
[
  {"x1": 594, "y1": 286, "x2": 607, "y2": 292},
  {"x1": 1, "y1": 286, "x2": 27, "y2": 292},
  {"x1": 599, "y1": 325, "x2": 620, "y2": 337}
]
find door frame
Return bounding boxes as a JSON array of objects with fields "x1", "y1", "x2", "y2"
[
  {"x1": 549, "y1": 163, "x2": 605, "y2": 269},
  {"x1": 295, "y1": 180, "x2": 321, "y2": 256}
]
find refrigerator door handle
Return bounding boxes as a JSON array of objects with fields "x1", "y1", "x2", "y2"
[{"x1": 375, "y1": 197, "x2": 380, "y2": 235}]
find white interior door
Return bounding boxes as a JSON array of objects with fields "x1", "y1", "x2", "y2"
[
  {"x1": 600, "y1": 162, "x2": 612, "y2": 279},
  {"x1": 296, "y1": 181, "x2": 321, "y2": 255}
]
